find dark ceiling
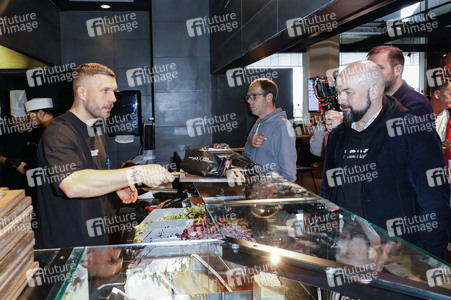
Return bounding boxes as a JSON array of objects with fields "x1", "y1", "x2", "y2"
[
  {"x1": 50, "y1": 0, "x2": 451, "y2": 54},
  {"x1": 50, "y1": 0, "x2": 150, "y2": 11},
  {"x1": 337, "y1": 0, "x2": 451, "y2": 53}
]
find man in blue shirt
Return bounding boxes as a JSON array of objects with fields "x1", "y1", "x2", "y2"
[{"x1": 368, "y1": 46, "x2": 433, "y2": 118}]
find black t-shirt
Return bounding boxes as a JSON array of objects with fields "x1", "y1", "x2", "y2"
[
  {"x1": 335, "y1": 108, "x2": 386, "y2": 218},
  {"x1": 35, "y1": 111, "x2": 111, "y2": 249},
  {"x1": 337, "y1": 132, "x2": 372, "y2": 217}
]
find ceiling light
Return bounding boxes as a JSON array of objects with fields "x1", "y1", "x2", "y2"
[{"x1": 101, "y1": 4, "x2": 110, "y2": 9}]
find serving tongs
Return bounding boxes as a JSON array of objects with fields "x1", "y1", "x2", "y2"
[
  {"x1": 191, "y1": 253, "x2": 233, "y2": 292},
  {"x1": 156, "y1": 271, "x2": 179, "y2": 295}
]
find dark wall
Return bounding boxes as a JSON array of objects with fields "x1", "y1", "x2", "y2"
[
  {"x1": 209, "y1": 0, "x2": 331, "y2": 73},
  {"x1": 0, "y1": 71, "x2": 68, "y2": 118},
  {"x1": 60, "y1": 11, "x2": 151, "y2": 168},
  {"x1": 211, "y1": 68, "x2": 293, "y2": 147},
  {"x1": 152, "y1": 0, "x2": 213, "y2": 163},
  {"x1": 0, "y1": 0, "x2": 60, "y2": 65}
]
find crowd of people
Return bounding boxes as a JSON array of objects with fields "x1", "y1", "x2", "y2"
[{"x1": 0, "y1": 46, "x2": 449, "y2": 262}]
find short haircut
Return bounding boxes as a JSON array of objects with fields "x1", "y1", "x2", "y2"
[
  {"x1": 367, "y1": 45, "x2": 405, "y2": 68},
  {"x1": 430, "y1": 80, "x2": 451, "y2": 97},
  {"x1": 250, "y1": 78, "x2": 278, "y2": 102},
  {"x1": 73, "y1": 63, "x2": 116, "y2": 94}
]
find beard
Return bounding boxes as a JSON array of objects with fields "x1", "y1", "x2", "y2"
[
  {"x1": 384, "y1": 70, "x2": 397, "y2": 93},
  {"x1": 385, "y1": 77, "x2": 396, "y2": 93},
  {"x1": 86, "y1": 102, "x2": 112, "y2": 119},
  {"x1": 342, "y1": 90, "x2": 372, "y2": 126}
]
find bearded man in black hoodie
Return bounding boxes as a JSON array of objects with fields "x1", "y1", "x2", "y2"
[{"x1": 321, "y1": 60, "x2": 450, "y2": 259}]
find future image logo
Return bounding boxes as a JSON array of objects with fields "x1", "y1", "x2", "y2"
[
  {"x1": 186, "y1": 13, "x2": 238, "y2": 37},
  {"x1": 225, "y1": 265, "x2": 276, "y2": 288},
  {"x1": 87, "y1": 113, "x2": 139, "y2": 137},
  {"x1": 26, "y1": 263, "x2": 76, "y2": 287},
  {"x1": 0, "y1": 116, "x2": 37, "y2": 136},
  {"x1": 226, "y1": 67, "x2": 279, "y2": 88},
  {"x1": 0, "y1": 13, "x2": 38, "y2": 36},
  {"x1": 386, "y1": 13, "x2": 438, "y2": 38},
  {"x1": 226, "y1": 169, "x2": 244, "y2": 187},
  {"x1": 386, "y1": 214, "x2": 438, "y2": 237},
  {"x1": 326, "y1": 264, "x2": 378, "y2": 287},
  {"x1": 86, "y1": 13, "x2": 138, "y2": 37},
  {"x1": 126, "y1": 63, "x2": 178, "y2": 87},
  {"x1": 186, "y1": 113, "x2": 238, "y2": 137},
  {"x1": 426, "y1": 167, "x2": 449, "y2": 187},
  {"x1": 26, "y1": 163, "x2": 77, "y2": 187},
  {"x1": 426, "y1": 67, "x2": 451, "y2": 88},
  {"x1": 426, "y1": 267, "x2": 451, "y2": 287},
  {"x1": 26, "y1": 168, "x2": 46, "y2": 187},
  {"x1": 286, "y1": 213, "x2": 338, "y2": 237},
  {"x1": 86, "y1": 217, "x2": 106, "y2": 237},
  {"x1": 26, "y1": 63, "x2": 77, "y2": 87},
  {"x1": 86, "y1": 213, "x2": 138, "y2": 237},
  {"x1": 386, "y1": 114, "x2": 435, "y2": 137},
  {"x1": 326, "y1": 164, "x2": 378, "y2": 187},
  {"x1": 286, "y1": 13, "x2": 337, "y2": 37}
]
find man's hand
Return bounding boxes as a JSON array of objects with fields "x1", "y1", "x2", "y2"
[
  {"x1": 116, "y1": 185, "x2": 138, "y2": 204},
  {"x1": 249, "y1": 133, "x2": 266, "y2": 148},
  {"x1": 325, "y1": 110, "x2": 343, "y2": 132},
  {"x1": 16, "y1": 161, "x2": 27, "y2": 175},
  {"x1": 128, "y1": 165, "x2": 175, "y2": 188}
]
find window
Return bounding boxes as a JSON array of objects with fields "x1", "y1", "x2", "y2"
[{"x1": 247, "y1": 53, "x2": 303, "y2": 118}]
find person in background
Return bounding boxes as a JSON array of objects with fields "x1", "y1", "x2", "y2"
[
  {"x1": 321, "y1": 60, "x2": 450, "y2": 259},
  {"x1": 430, "y1": 81, "x2": 451, "y2": 143},
  {"x1": 243, "y1": 78, "x2": 297, "y2": 181},
  {"x1": 367, "y1": 45, "x2": 433, "y2": 117},
  {"x1": 323, "y1": 110, "x2": 343, "y2": 147},
  {"x1": 307, "y1": 119, "x2": 326, "y2": 166},
  {"x1": 307, "y1": 110, "x2": 343, "y2": 167},
  {"x1": 0, "y1": 115, "x2": 32, "y2": 189},
  {"x1": 36, "y1": 63, "x2": 174, "y2": 249},
  {"x1": 16, "y1": 98, "x2": 55, "y2": 175}
]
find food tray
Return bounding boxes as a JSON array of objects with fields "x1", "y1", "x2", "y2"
[{"x1": 140, "y1": 219, "x2": 195, "y2": 243}]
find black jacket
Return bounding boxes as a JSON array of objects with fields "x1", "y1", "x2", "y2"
[{"x1": 322, "y1": 95, "x2": 451, "y2": 259}]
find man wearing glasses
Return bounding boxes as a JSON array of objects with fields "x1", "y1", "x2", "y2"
[{"x1": 243, "y1": 78, "x2": 297, "y2": 181}]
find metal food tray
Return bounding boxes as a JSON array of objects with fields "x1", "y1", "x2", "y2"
[{"x1": 125, "y1": 241, "x2": 252, "y2": 300}]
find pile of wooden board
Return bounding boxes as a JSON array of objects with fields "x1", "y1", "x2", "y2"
[{"x1": 0, "y1": 188, "x2": 38, "y2": 300}]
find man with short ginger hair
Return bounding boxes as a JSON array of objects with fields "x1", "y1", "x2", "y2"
[
  {"x1": 368, "y1": 45, "x2": 433, "y2": 117},
  {"x1": 322, "y1": 60, "x2": 450, "y2": 259},
  {"x1": 36, "y1": 63, "x2": 174, "y2": 248}
]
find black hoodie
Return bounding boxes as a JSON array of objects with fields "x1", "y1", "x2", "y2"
[{"x1": 322, "y1": 95, "x2": 450, "y2": 259}]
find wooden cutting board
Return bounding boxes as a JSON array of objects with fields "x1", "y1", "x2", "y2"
[
  {"x1": 0, "y1": 231, "x2": 35, "y2": 294},
  {"x1": 0, "y1": 189, "x2": 26, "y2": 219},
  {"x1": 0, "y1": 206, "x2": 33, "y2": 262},
  {"x1": 6, "y1": 261, "x2": 39, "y2": 300}
]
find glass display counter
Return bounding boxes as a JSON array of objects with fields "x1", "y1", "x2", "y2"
[
  {"x1": 195, "y1": 176, "x2": 451, "y2": 299},
  {"x1": 19, "y1": 175, "x2": 450, "y2": 299}
]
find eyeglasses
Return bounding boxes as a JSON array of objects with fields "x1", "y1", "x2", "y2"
[{"x1": 244, "y1": 93, "x2": 267, "y2": 101}]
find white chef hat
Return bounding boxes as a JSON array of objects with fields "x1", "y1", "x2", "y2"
[{"x1": 25, "y1": 98, "x2": 53, "y2": 112}]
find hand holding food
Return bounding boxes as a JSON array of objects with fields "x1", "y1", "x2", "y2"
[{"x1": 135, "y1": 164, "x2": 175, "y2": 188}]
